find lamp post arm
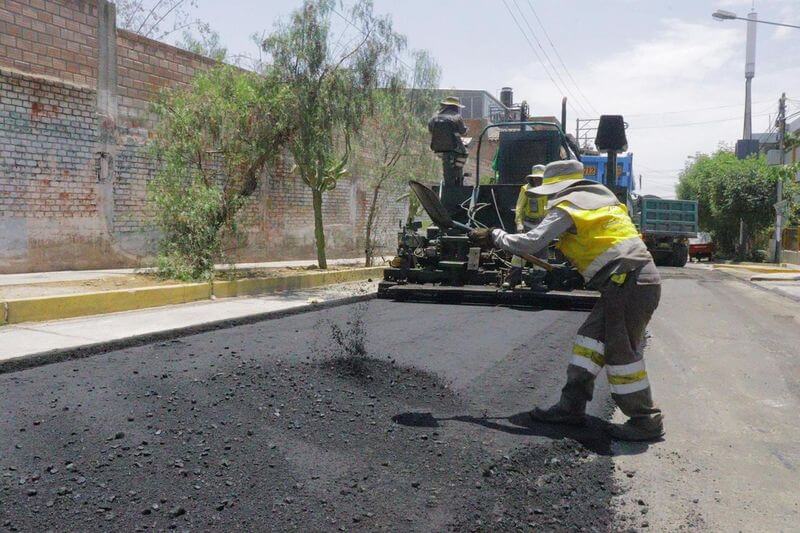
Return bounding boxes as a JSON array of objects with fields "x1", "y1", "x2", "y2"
[{"x1": 733, "y1": 16, "x2": 800, "y2": 30}]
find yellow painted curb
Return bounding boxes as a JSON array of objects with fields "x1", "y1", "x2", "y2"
[
  {"x1": 0, "y1": 267, "x2": 384, "y2": 325},
  {"x1": 713, "y1": 264, "x2": 800, "y2": 274},
  {"x1": 4, "y1": 283, "x2": 211, "y2": 324}
]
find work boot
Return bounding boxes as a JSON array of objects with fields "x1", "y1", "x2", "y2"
[
  {"x1": 502, "y1": 267, "x2": 523, "y2": 289},
  {"x1": 606, "y1": 414, "x2": 664, "y2": 442},
  {"x1": 529, "y1": 398, "x2": 587, "y2": 427}
]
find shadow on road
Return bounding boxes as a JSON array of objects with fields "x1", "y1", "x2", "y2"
[{"x1": 392, "y1": 411, "x2": 655, "y2": 457}]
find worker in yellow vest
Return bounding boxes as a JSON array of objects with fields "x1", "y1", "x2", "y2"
[
  {"x1": 469, "y1": 159, "x2": 663, "y2": 441},
  {"x1": 506, "y1": 164, "x2": 547, "y2": 287}
]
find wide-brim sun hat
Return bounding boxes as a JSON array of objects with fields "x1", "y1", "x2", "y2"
[
  {"x1": 526, "y1": 164, "x2": 546, "y2": 179},
  {"x1": 529, "y1": 178, "x2": 596, "y2": 196},
  {"x1": 439, "y1": 96, "x2": 465, "y2": 108}
]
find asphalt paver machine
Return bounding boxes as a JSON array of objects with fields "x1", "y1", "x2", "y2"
[{"x1": 377, "y1": 102, "x2": 607, "y2": 311}]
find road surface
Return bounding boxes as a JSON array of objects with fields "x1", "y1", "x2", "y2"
[{"x1": 1, "y1": 266, "x2": 798, "y2": 531}]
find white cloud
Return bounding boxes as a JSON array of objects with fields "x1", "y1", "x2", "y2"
[{"x1": 506, "y1": 17, "x2": 797, "y2": 198}]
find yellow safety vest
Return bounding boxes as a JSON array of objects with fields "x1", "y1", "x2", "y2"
[
  {"x1": 520, "y1": 171, "x2": 584, "y2": 225},
  {"x1": 555, "y1": 201, "x2": 643, "y2": 280},
  {"x1": 516, "y1": 184, "x2": 546, "y2": 224}
]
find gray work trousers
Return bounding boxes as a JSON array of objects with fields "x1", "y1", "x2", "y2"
[{"x1": 561, "y1": 272, "x2": 662, "y2": 419}]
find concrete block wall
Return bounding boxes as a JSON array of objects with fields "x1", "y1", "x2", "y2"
[{"x1": 0, "y1": 0, "x2": 406, "y2": 273}]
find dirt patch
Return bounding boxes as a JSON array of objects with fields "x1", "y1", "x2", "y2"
[
  {"x1": 0, "y1": 265, "x2": 371, "y2": 300},
  {"x1": 0, "y1": 274, "x2": 178, "y2": 299},
  {"x1": 213, "y1": 264, "x2": 365, "y2": 281}
]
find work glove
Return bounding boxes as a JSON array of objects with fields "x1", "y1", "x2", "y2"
[{"x1": 468, "y1": 227, "x2": 494, "y2": 249}]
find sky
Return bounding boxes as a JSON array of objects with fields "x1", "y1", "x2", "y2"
[{"x1": 174, "y1": 0, "x2": 800, "y2": 198}]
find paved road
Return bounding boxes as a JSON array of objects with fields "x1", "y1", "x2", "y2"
[
  {"x1": 613, "y1": 266, "x2": 800, "y2": 531},
  {"x1": 1, "y1": 266, "x2": 798, "y2": 531},
  {"x1": 1, "y1": 292, "x2": 614, "y2": 531}
]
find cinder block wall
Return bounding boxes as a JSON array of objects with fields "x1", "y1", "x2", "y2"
[{"x1": 0, "y1": 0, "x2": 406, "y2": 273}]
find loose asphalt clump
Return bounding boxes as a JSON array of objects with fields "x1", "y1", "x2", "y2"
[{"x1": 450, "y1": 439, "x2": 616, "y2": 532}]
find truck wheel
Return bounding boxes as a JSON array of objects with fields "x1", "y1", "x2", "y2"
[
  {"x1": 671, "y1": 243, "x2": 689, "y2": 267},
  {"x1": 650, "y1": 251, "x2": 669, "y2": 266}
]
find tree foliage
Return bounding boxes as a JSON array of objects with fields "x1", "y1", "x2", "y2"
[
  {"x1": 350, "y1": 50, "x2": 440, "y2": 265},
  {"x1": 114, "y1": 0, "x2": 198, "y2": 39},
  {"x1": 177, "y1": 22, "x2": 228, "y2": 61},
  {"x1": 148, "y1": 66, "x2": 293, "y2": 279},
  {"x1": 261, "y1": 0, "x2": 405, "y2": 269},
  {"x1": 676, "y1": 149, "x2": 798, "y2": 256}
]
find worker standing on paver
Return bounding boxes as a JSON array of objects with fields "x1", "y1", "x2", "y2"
[
  {"x1": 428, "y1": 96, "x2": 469, "y2": 186},
  {"x1": 469, "y1": 159, "x2": 664, "y2": 441},
  {"x1": 505, "y1": 164, "x2": 548, "y2": 288}
]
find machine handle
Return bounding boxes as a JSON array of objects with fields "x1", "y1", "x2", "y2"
[{"x1": 519, "y1": 253, "x2": 555, "y2": 272}]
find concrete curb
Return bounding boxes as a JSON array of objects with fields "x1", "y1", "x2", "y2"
[
  {"x1": 0, "y1": 293, "x2": 377, "y2": 375},
  {"x1": 713, "y1": 264, "x2": 800, "y2": 274},
  {"x1": 715, "y1": 267, "x2": 800, "y2": 305},
  {"x1": 0, "y1": 267, "x2": 384, "y2": 325}
]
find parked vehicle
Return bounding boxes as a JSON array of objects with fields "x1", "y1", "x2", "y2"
[{"x1": 689, "y1": 232, "x2": 715, "y2": 262}]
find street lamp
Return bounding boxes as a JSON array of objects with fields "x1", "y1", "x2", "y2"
[
  {"x1": 712, "y1": 9, "x2": 800, "y2": 29},
  {"x1": 712, "y1": 10, "x2": 737, "y2": 21},
  {"x1": 712, "y1": 9, "x2": 800, "y2": 263}
]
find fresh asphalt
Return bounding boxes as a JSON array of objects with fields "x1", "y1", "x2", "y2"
[
  {"x1": 2, "y1": 289, "x2": 618, "y2": 531},
  {"x1": 2, "y1": 266, "x2": 799, "y2": 531}
]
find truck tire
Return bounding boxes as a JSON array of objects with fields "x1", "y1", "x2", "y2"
[{"x1": 671, "y1": 243, "x2": 689, "y2": 267}]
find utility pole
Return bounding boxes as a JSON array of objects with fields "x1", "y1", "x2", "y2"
[
  {"x1": 774, "y1": 92, "x2": 787, "y2": 263},
  {"x1": 743, "y1": 10, "x2": 757, "y2": 140}
]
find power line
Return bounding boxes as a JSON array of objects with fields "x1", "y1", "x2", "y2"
[
  {"x1": 509, "y1": 0, "x2": 590, "y2": 116},
  {"x1": 628, "y1": 112, "x2": 771, "y2": 130},
  {"x1": 524, "y1": 0, "x2": 599, "y2": 116},
  {"x1": 624, "y1": 99, "x2": 772, "y2": 118},
  {"x1": 500, "y1": 0, "x2": 581, "y2": 116}
]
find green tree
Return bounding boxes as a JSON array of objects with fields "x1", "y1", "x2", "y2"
[
  {"x1": 177, "y1": 22, "x2": 228, "y2": 61},
  {"x1": 149, "y1": 65, "x2": 293, "y2": 280},
  {"x1": 261, "y1": 0, "x2": 405, "y2": 269},
  {"x1": 115, "y1": 0, "x2": 198, "y2": 39},
  {"x1": 351, "y1": 50, "x2": 440, "y2": 266},
  {"x1": 676, "y1": 149, "x2": 798, "y2": 257}
]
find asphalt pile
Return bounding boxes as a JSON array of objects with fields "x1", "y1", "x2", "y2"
[{"x1": 1, "y1": 302, "x2": 617, "y2": 531}]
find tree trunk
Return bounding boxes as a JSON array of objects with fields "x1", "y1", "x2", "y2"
[
  {"x1": 312, "y1": 187, "x2": 327, "y2": 269},
  {"x1": 364, "y1": 183, "x2": 382, "y2": 267}
]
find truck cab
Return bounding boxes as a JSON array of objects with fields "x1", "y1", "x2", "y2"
[{"x1": 580, "y1": 153, "x2": 698, "y2": 267}]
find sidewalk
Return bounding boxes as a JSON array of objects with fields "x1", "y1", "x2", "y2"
[
  {"x1": 0, "y1": 259, "x2": 382, "y2": 325},
  {"x1": 708, "y1": 262, "x2": 800, "y2": 301},
  {"x1": 0, "y1": 280, "x2": 378, "y2": 372}
]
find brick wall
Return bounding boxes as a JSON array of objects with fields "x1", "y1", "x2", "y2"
[
  {"x1": 0, "y1": 0, "x2": 407, "y2": 273},
  {"x1": 116, "y1": 29, "x2": 215, "y2": 121},
  {"x1": 0, "y1": 0, "x2": 98, "y2": 86},
  {"x1": 0, "y1": 67, "x2": 130, "y2": 271}
]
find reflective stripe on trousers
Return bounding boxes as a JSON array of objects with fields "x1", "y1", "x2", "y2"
[{"x1": 569, "y1": 336, "x2": 650, "y2": 394}]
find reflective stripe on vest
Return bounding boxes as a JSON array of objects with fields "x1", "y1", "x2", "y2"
[{"x1": 555, "y1": 201, "x2": 644, "y2": 281}]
